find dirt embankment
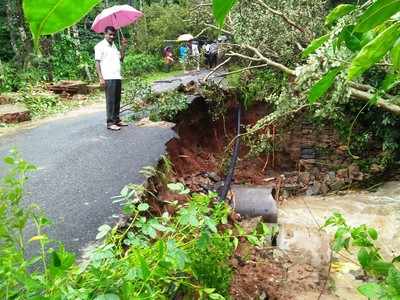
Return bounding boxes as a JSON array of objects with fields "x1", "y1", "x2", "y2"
[{"x1": 161, "y1": 94, "x2": 388, "y2": 200}]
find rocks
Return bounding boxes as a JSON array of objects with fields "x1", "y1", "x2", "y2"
[
  {"x1": 370, "y1": 163, "x2": 384, "y2": 174},
  {"x1": 47, "y1": 80, "x2": 90, "y2": 96},
  {"x1": 298, "y1": 172, "x2": 311, "y2": 185},
  {"x1": 336, "y1": 168, "x2": 348, "y2": 179},
  {"x1": 306, "y1": 182, "x2": 321, "y2": 196},
  {"x1": 0, "y1": 103, "x2": 31, "y2": 124},
  {"x1": 348, "y1": 164, "x2": 363, "y2": 181},
  {"x1": 0, "y1": 95, "x2": 12, "y2": 105},
  {"x1": 320, "y1": 183, "x2": 329, "y2": 195}
]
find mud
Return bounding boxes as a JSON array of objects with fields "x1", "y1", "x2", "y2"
[{"x1": 166, "y1": 97, "x2": 289, "y2": 193}]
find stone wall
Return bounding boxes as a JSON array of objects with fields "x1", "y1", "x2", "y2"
[{"x1": 278, "y1": 118, "x2": 365, "y2": 196}]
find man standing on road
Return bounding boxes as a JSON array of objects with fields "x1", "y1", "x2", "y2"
[{"x1": 95, "y1": 26, "x2": 128, "y2": 131}]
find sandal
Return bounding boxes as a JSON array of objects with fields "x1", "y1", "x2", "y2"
[
  {"x1": 107, "y1": 124, "x2": 121, "y2": 131},
  {"x1": 116, "y1": 121, "x2": 128, "y2": 127}
]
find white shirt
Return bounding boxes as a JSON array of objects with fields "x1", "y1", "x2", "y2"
[
  {"x1": 94, "y1": 39, "x2": 122, "y2": 80},
  {"x1": 191, "y1": 43, "x2": 200, "y2": 57}
]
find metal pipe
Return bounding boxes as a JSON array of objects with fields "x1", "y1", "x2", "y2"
[{"x1": 219, "y1": 104, "x2": 242, "y2": 201}]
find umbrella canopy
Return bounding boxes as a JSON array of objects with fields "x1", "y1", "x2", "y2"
[
  {"x1": 91, "y1": 5, "x2": 143, "y2": 33},
  {"x1": 177, "y1": 34, "x2": 194, "y2": 42}
]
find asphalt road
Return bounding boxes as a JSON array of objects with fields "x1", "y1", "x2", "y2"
[{"x1": 0, "y1": 111, "x2": 175, "y2": 255}]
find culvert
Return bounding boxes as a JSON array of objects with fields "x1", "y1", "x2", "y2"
[{"x1": 230, "y1": 185, "x2": 278, "y2": 223}]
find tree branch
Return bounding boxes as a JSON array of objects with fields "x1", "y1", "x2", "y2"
[
  {"x1": 224, "y1": 44, "x2": 400, "y2": 116},
  {"x1": 204, "y1": 23, "x2": 233, "y2": 36},
  {"x1": 218, "y1": 64, "x2": 270, "y2": 77},
  {"x1": 203, "y1": 57, "x2": 232, "y2": 82},
  {"x1": 254, "y1": 0, "x2": 312, "y2": 38}
]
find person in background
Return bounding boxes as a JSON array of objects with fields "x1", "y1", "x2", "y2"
[
  {"x1": 208, "y1": 40, "x2": 219, "y2": 69},
  {"x1": 203, "y1": 41, "x2": 212, "y2": 69},
  {"x1": 188, "y1": 40, "x2": 200, "y2": 72},
  {"x1": 178, "y1": 43, "x2": 189, "y2": 73},
  {"x1": 95, "y1": 26, "x2": 128, "y2": 131},
  {"x1": 163, "y1": 46, "x2": 174, "y2": 72}
]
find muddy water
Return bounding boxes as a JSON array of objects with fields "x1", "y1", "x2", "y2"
[{"x1": 278, "y1": 181, "x2": 400, "y2": 299}]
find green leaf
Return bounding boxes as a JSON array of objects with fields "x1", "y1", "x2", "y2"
[
  {"x1": 167, "y1": 182, "x2": 190, "y2": 195},
  {"x1": 23, "y1": 0, "x2": 102, "y2": 49},
  {"x1": 358, "y1": 248, "x2": 371, "y2": 268},
  {"x1": 138, "y1": 203, "x2": 150, "y2": 212},
  {"x1": 354, "y1": 0, "x2": 400, "y2": 33},
  {"x1": 135, "y1": 249, "x2": 150, "y2": 280},
  {"x1": 212, "y1": 0, "x2": 238, "y2": 27},
  {"x1": 247, "y1": 234, "x2": 261, "y2": 246},
  {"x1": 348, "y1": 22, "x2": 400, "y2": 80},
  {"x1": 150, "y1": 220, "x2": 168, "y2": 232},
  {"x1": 204, "y1": 288, "x2": 216, "y2": 294},
  {"x1": 339, "y1": 25, "x2": 363, "y2": 51},
  {"x1": 96, "y1": 224, "x2": 111, "y2": 240},
  {"x1": 209, "y1": 293, "x2": 225, "y2": 300},
  {"x1": 368, "y1": 228, "x2": 378, "y2": 240},
  {"x1": 308, "y1": 67, "x2": 342, "y2": 103},
  {"x1": 370, "y1": 260, "x2": 393, "y2": 276},
  {"x1": 393, "y1": 255, "x2": 400, "y2": 263},
  {"x1": 388, "y1": 267, "x2": 400, "y2": 293},
  {"x1": 325, "y1": 4, "x2": 356, "y2": 26},
  {"x1": 52, "y1": 251, "x2": 61, "y2": 268},
  {"x1": 204, "y1": 217, "x2": 218, "y2": 233},
  {"x1": 3, "y1": 156, "x2": 15, "y2": 165},
  {"x1": 94, "y1": 294, "x2": 120, "y2": 300},
  {"x1": 358, "y1": 283, "x2": 385, "y2": 298},
  {"x1": 392, "y1": 38, "x2": 400, "y2": 70},
  {"x1": 302, "y1": 34, "x2": 329, "y2": 58}
]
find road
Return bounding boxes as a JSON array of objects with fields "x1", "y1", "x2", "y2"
[{"x1": 0, "y1": 110, "x2": 174, "y2": 255}]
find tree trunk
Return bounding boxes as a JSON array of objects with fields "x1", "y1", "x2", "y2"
[
  {"x1": 40, "y1": 37, "x2": 54, "y2": 82},
  {"x1": 5, "y1": 0, "x2": 19, "y2": 58},
  {"x1": 5, "y1": 0, "x2": 33, "y2": 67},
  {"x1": 72, "y1": 25, "x2": 92, "y2": 81},
  {"x1": 15, "y1": 0, "x2": 33, "y2": 63}
]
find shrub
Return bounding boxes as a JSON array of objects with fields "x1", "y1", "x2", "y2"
[
  {"x1": 123, "y1": 52, "x2": 164, "y2": 78},
  {"x1": 149, "y1": 92, "x2": 189, "y2": 122}
]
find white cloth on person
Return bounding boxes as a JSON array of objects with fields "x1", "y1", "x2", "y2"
[{"x1": 94, "y1": 39, "x2": 122, "y2": 80}]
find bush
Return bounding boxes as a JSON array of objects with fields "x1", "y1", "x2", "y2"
[
  {"x1": 51, "y1": 33, "x2": 96, "y2": 81},
  {"x1": 149, "y1": 92, "x2": 189, "y2": 122},
  {"x1": 0, "y1": 151, "x2": 272, "y2": 299},
  {"x1": 0, "y1": 61, "x2": 47, "y2": 93},
  {"x1": 123, "y1": 52, "x2": 164, "y2": 78}
]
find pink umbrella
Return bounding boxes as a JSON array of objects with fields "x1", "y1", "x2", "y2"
[{"x1": 91, "y1": 5, "x2": 143, "y2": 33}]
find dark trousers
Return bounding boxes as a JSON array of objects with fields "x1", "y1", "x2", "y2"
[
  {"x1": 105, "y1": 79, "x2": 121, "y2": 125},
  {"x1": 210, "y1": 53, "x2": 218, "y2": 68}
]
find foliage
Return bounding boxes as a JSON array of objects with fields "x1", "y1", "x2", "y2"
[
  {"x1": 51, "y1": 33, "x2": 96, "y2": 81},
  {"x1": 132, "y1": 3, "x2": 194, "y2": 55},
  {"x1": 212, "y1": 0, "x2": 238, "y2": 27},
  {"x1": 23, "y1": 0, "x2": 102, "y2": 49},
  {"x1": 0, "y1": 61, "x2": 48, "y2": 92},
  {"x1": 149, "y1": 92, "x2": 188, "y2": 122},
  {"x1": 231, "y1": 0, "x2": 327, "y2": 66},
  {"x1": 323, "y1": 213, "x2": 400, "y2": 299},
  {"x1": 0, "y1": 150, "x2": 76, "y2": 300},
  {"x1": 18, "y1": 92, "x2": 98, "y2": 119},
  {"x1": 123, "y1": 52, "x2": 164, "y2": 77},
  {"x1": 0, "y1": 151, "x2": 272, "y2": 299},
  {"x1": 212, "y1": 0, "x2": 400, "y2": 171}
]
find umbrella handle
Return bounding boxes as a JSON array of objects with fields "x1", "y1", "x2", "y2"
[{"x1": 117, "y1": 29, "x2": 126, "y2": 48}]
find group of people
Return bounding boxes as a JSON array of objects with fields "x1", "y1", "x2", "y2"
[
  {"x1": 94, "y1": 26, "x2": 221, "y2": 131},
  {"x1": 163, "y1": 39, "x2": 219, "y2": 73}
]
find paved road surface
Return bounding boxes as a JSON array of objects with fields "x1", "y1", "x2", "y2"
[{"x1": 0, "y1": 111, "x2": 174, "y2": 255}]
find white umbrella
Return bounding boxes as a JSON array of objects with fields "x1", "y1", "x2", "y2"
[{"x1": 177, "y1": 34, "x2": 194, "y2": 42}]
